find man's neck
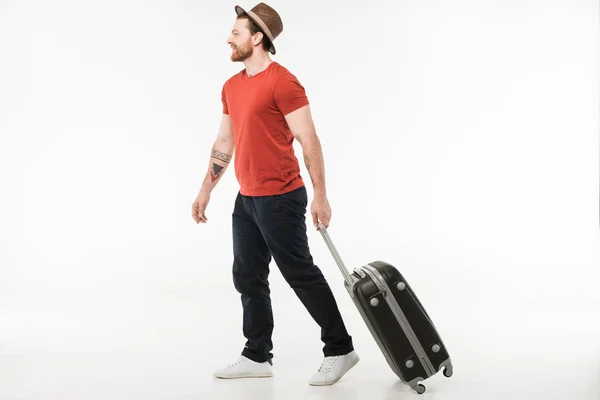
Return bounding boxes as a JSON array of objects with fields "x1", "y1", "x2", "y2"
[{"x1": 244, "y1": 53, "x2": 273, "y2": 77}]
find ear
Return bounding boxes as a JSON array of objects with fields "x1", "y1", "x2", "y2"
[{"x1": 252, "y1": 31, "x2": 263, "y2": 46}]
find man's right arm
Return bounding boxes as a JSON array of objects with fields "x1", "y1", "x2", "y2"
[{"x1": 198, "y1": 114, "x2": 234, "y2": 194}]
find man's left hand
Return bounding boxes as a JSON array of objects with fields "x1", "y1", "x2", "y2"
[{"x1": 311, "y1": 194, "x2": 331, "y2": 230}]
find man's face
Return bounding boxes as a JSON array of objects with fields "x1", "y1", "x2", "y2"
[{"x1": 227, "y1": 18, "x2": 255, "y2": 62}]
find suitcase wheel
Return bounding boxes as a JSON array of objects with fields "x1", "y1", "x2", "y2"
[
  {"x1": 443, "y1": 365, "x2": 453, "y2": 378},
  {"x1": 412, "y1": 384, "x2": 426, "y2": 394}
]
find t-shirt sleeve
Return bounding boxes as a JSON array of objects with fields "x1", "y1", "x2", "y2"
[
  {"x1": 273, "y1": 72, "x2": 310, "y2": 116},
  {"x1": 221, "y1": 83, "x2": 229, "y2": 115}
]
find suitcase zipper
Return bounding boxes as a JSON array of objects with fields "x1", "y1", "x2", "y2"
[{"x1": 361, "y1": 264, "x2": 436, "y2": 377}]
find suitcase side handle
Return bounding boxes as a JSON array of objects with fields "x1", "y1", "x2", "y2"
[{"x1": 317, "y1": 222, "x2": 353, "y2": 285}]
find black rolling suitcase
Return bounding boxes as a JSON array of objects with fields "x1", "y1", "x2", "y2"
[{"x1": 317, "y1": 223, "x2": 453, "y2": 394}]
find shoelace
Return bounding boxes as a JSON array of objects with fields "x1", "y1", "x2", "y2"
[
  {"x1": 317, "y1": 356, "x2": 339, "y2": 373},
  {"x1": 226, "y1": 357, "x2": 245, "y2": 369}
]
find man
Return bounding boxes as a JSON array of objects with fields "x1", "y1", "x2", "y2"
[{"x1": 191, "y1": 3, "x2": 359, "y2": 386}]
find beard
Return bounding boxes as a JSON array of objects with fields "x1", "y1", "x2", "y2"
[{"x1": 231, "y1": 39, "x2": 253, "y2": 62}]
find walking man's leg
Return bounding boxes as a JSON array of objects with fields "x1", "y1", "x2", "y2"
[
  {"x1": 251, "y1": 185, "x2": 359, "y2": 385},
  {"x1": 213, "y1": 192, "x2": 275, "y2": 379}
]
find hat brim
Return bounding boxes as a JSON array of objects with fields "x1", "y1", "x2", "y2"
[{"x1": 234, "y1": 5, "x2": 276, "y2": 54}]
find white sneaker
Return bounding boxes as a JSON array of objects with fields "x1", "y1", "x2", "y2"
[
  {"x1": 308, "y1": 350, "x2": 360, "y2": 386},
  {"x1": 213, "y1": 355, "x2": 273, "y2": 379}
]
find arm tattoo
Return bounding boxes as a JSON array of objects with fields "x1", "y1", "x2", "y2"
[
  {"x1": 209, "y1": 163, "x2": 224, "y2": 182},
  {"x1": 304, "y1": 155, "x2": 311, "y2": 169},
  {"x1": 211, "y1": 148, "x2": 232, "y2": 163}
]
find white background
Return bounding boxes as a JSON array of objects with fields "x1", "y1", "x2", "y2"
[{"x1": 1, "y1": 0, "x2": 599, "y2": 399}]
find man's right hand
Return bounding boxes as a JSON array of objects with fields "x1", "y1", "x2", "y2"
[
  {"x1": 192, "y1": 114, "x2": 233, "y2": 224},
  {"x1": 192, "y1": 190, "x2": 210, "y2": 223}
]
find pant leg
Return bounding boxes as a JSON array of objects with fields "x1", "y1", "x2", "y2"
[
  {"x1": 250, "y1": 186, "x2": 354, "y2": 357},
  {"x1": 231, "y1": 191, "x2": 274, "y2": 363}
]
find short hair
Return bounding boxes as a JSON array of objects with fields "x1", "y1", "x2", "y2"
[{"x1": 237, "y1": 14, "x2": 272, "y2": 53}]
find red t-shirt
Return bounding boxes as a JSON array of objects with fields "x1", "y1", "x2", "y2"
[{"x1": 221, "y1": 62, "x2": 309, "y2": 196}]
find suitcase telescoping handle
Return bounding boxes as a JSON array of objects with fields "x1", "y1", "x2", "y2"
[{"x1": 317, "y1": 222, "x2": 354, "y2": 285}]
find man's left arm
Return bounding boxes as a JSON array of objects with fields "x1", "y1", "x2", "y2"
[{"x1": 284, "y1": 104, "x2": 331, "y2": 228}]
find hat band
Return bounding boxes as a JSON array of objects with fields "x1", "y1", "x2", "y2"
[{"x1": 247, "y1": 10, "x2": 275, "y2": 43}]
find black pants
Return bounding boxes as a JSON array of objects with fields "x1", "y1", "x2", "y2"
[{"x1": 231, "y1": 185, "x2": 354, "y2": 363}]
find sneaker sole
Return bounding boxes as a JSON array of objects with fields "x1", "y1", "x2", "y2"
[
  {"x1": 308, "y1": 356, "x2": 360, "y2": 386},
  {"x1": 214, "y1": 372, "x2": 273, "y2": 379}
]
